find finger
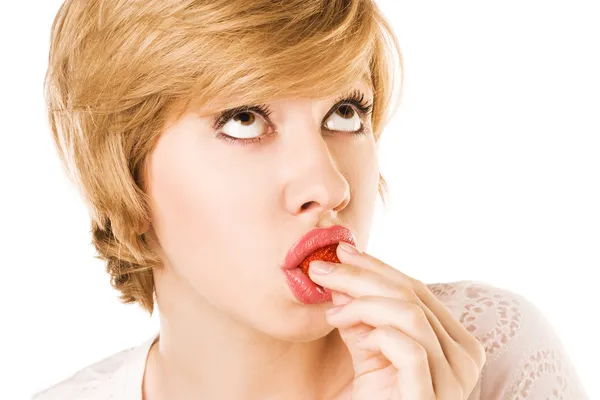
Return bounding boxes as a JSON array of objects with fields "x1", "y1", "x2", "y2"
[
  {"x1": 335, "y1": 242, "x2": 399, "y2": 277},
  {"x1": 312, "y1": 264, "x2": 425, "y2": 376},
  {"x1": 326, "y1": 296, "x2": 456, "y2": 394},
  {"x1": 356, "y1": 326, "x2": 436, "y2": 400},
  {"x1": 335, "y1": 245, "x2": 472, "y2": 348},
  {"x1": 411, "y1": 291, "x2": 483, "y2": 392},
  {"x1": 413, "y1": 281, "x2": 487, "y2": 370},
  {"x1": 312, "y1": 259, "x2": 462, "y2": 374},
  {"x1": 308, "y1": 260, "x2": 402, "y2": 300},
  {"x1": 311, "y1": 259, "x2": 464, "y2": 382},
  {"x1": 335, "y1": 245, "x2": 486, "y2": 373},
  {"x1": 322, "y1": 259, "x2": 480, "y2": 395}
]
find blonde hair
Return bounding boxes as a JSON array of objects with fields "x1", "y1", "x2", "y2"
[{"x1": 44, "y1": 0, "x2": 403, "y2": 315}]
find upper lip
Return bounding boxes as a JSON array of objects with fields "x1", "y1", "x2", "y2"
[{"x1": 282, "y1": 225, "x2": 357, "y2": 270}]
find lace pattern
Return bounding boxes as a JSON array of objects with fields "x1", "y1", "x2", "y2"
[{"x1": 427, "y1": 280, "x2": 589, "y2": 400}]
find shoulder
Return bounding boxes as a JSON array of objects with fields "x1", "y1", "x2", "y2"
[
  {"x1": 32, "y1": 343, "x2": 144, "y2": 400},
  {"x1": 426, "y1": 280, "x2": 539, "y2": 359},
  {"x1": 426, "y1": 280, "x2": 589, "y2": 399}
]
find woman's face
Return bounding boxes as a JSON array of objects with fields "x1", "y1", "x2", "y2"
[{"x1": 143, "y1": 79, "x2": 379, "y2": 340}]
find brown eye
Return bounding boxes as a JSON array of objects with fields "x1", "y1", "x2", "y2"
[
  {"x1": 222, "y1": 111, "x2": 267, "y2": 139},
  {"x1": 325, "y1": 105, "x2": 362, "y2": 132},
  {"x1": 233, "y1": 112, "x2": 255, "y2": 126},
  {"x1": 336, "y1": 105, "x2": 356, "y2": 119}
]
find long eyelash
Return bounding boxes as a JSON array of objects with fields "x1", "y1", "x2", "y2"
[
  {"x1": 212, "y1": 104, "x2": 274, "y2": 147},
  {"x1": 331, "y1": 89, "x2": 374, "y2": 120},
  {"x1": 213, "y1": 89, "x2": 373, "y2": 146},
  {"x1": 212, "y1": 104, "x2": 273, "y2": 131}
]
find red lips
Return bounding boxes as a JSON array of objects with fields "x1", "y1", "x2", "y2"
[{"x1": 283, "y1": 225, "x2": 355, "y2": 271}]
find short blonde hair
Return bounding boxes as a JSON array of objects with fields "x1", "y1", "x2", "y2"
[{"x1": 44, "y1": 0, "x2": 403, "y2": 315}]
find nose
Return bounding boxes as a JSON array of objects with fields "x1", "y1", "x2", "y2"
[{"x1": 282, "y1": 130, "x2": 351, "y2": 217}]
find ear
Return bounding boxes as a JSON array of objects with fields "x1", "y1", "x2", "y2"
[{"x1": 137, "y1": 220, "x2": 151, "y2": 235}]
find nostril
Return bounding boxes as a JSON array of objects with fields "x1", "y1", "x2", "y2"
[{"x1": 300, "y1": 201, "x2": 317, "y2": 211}]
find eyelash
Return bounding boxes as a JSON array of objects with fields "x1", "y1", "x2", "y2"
[{"x1": 211, "y1": 89, "x2": 374, "y2": 147}]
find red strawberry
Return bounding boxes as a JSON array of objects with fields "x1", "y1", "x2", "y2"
[{"x1": 298, "y1": 243, "x2": 341, "y2": 276}]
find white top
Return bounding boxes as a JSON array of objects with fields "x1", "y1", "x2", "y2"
[
  {"x1": 32, "y1": 280, "x2": 590, "y2": 399},
  {"x1": 33, "y1": 333, "x2": 158, "y2": 400}
]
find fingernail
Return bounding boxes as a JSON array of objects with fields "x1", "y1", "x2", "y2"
[
  {"x1": 310, "y1": 260, "x2": 334, "y2": 274},
  {"x1": 338, "y1": 242, "x2": 360, "y2": 254}
]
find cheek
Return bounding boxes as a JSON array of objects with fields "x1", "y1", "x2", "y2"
[
  {"x1": 147, "y1": 147, "x2": 279, "y2": 291},
  {"x1": 148, "y1": 159, "x2": 216, "y2": 272},
  {"x1": 344, "y1": 142, "x2": 379, "y2": 246},
  {"x1": 345, "y1": 140, "x2": 379, "y2": 196}
]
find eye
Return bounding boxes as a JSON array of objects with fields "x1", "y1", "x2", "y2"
[
  {"x1": 211, "y1": 90, "x2": 372, "y2": 146},
  {"x1": 221, "y1": 110, "x2": 269, "y2": 140},
  {"x1": 324, "y1": 105, "x2": 362, "y2": 132}
]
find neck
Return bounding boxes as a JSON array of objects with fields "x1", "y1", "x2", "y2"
[{"x1": 142, "y1": 275, "x2": 354, "y2": 400}]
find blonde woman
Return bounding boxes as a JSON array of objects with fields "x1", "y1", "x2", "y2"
[{"x1": 35, "y1": 0, "x2": 588, "y2": 399}]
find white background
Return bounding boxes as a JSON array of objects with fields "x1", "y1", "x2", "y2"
[{"x1": 1, "y1": 0, "x2": 598, "y2": 399}]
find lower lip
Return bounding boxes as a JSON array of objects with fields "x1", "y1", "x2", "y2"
[{"x1": 282, "y1": 268, "x2": 332, "y2": 304}]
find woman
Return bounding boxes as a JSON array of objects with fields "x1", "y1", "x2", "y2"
[{"x1": 36, "y1": 0, "x2": 588, "y2": 399}]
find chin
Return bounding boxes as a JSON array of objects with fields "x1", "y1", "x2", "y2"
[
  {"x1": 251, "y1": 307, "x2": 337, "y2": 342},
  {"x1": 267, "y1": 324, "x2": 336, "y2": 343}
]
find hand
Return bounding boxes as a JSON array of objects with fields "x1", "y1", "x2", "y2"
[{"x1": 308, "y1": 242, "x2": 486, "y2": 400}]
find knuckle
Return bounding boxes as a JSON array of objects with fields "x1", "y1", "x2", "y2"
[
  {"x1": 405, "y1": 341, "x2": 428, "y2": 364},
  {"x1": 409, "y1": 277, "x2": 427, "y2": 292},
  {"x1": 473, "y1": 338, "x2": 487, "y2": 370},
  {"x1": 373, "y1": 256, "x2": 388, "y2": 270},
  {"x1": 467, "y1": 355, "x2": 483, "y2": 385},
  {"x1": 454, "y1": 343, "x2": 485, "y2": 393},
  {"x1": 379, "y1": 326, "x2": 428, "y2": 365},
  {"x1": 458, "y1": 351, "x2": 481, "y2": 386},
  {"x1": 462, "y1": 333, "x2": 487, "y2": 370},
  {"x1": 355, "y1": 264, "x2": 374, "y2": 278},
  {"x1": 404, "y1": 301, "x2": 427, "y2": 326},
  {"x1": 379, "y1": 326, "x2": 401, "y2": 344},
  {"x1": 342, "y1": 264, "x2": 362, "y2": 278},
  {"x1": 393, "y1": 282, "x2": 416, "y2": 301}
]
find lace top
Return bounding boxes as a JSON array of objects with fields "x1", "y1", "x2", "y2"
[{"x1": 32, "y1": 280, "x2": 589, "y2": 399}]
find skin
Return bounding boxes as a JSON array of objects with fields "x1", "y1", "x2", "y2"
[
  {"x1": 308, "y1": 245, "x2": 486, "y2": 398},
  {"x1": 139, "y1": 79, "x2": 380, "y2": 400},
  {"x1": 138, "y1": 75, "x2": 486, "y2": 398}
]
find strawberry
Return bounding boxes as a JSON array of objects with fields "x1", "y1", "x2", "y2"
[{"x1": 298, "y1": 243, "x2": 341, "y2": 276}]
